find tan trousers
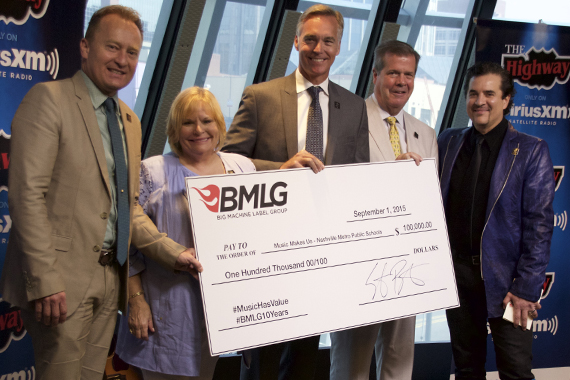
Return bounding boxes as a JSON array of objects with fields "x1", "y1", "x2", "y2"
[
  {"x1": 21, "y1": 263, "x2": 120, "y2": 380},
  {"x1": 330, "y1": 316, "x2": 416, "y2": 380}
]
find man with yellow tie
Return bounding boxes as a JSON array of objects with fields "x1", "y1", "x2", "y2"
[{"x1": 330, "y1": 40, "x2": 438, "y2": 380}]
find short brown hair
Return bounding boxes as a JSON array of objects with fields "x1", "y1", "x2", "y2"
[
  {"x1": 166, "y1": 87, "x2": 227, "y2": 157},
  {"x1": 374, "y1": 40, "x2": 420, "y2": 74},
  {"x1": 297, "y1": 4, "x2": 344, "y2": 41},
  {"x1": 85, "y1": 5, "x2": 143, "y2": 41}
]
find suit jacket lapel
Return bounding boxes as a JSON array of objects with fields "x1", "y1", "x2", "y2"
[
  {"x1": 282, "y1": 73, "x2": 298, "y2": 159},
  {"x1": 73, "y1": 72, "x2": 111, "y2": 197},
  {"x1": 404, "y1": 112, "x2": 421, "y2": 155},
  {"x1": 486, "y1": 123, "x2": 518, "y2": 217},
  {"x1": 119, "y1": 100, "x2": 139, "y2": 200},
  {"x1": 325, "y1": 82, "x2": 344, "y2": 165},
  {"x1": 440, "y1": 127, "x2": 469, "y2": 201},
  {"x1": 366, "y1": 96, "x2": 394, "y2": 162}
]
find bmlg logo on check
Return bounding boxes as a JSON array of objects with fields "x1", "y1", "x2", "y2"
[{"x1": 192, "y1": 182, "x2": 288, "y2": 213}]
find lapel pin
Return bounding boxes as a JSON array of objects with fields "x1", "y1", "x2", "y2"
[
  {"x1": 334, "y1": 101, "x2": 340, "y2": 109},
  {"x1": 414, "y1": 132, "x2": 419, "y2": 139},
  {"x1": 126, "y1": 113, "x2": 132, "y2": 122}
]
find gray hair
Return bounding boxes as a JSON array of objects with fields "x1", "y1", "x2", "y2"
[{"x1": 296, "y1": 4, "x2": 344, "y2": 41}]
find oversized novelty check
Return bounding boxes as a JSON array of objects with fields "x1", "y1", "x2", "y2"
[{"x1": 186, "y1": 159, "x2": 458, "y2": 355}]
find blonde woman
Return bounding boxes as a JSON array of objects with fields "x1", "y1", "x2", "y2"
[{"x1": 116, "y1": 87, "x2": 255, "y2": 379}]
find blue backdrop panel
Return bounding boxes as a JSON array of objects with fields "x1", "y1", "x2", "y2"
[
  {"x1": 476, "y1": 19, "x2": 570, "y2": 373},
  {"x1": 0, "y1": 0, "x2": 86, "y2": 375}
]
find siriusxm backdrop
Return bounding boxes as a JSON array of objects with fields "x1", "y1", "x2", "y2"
[
  {"x1": 476, "y1": 19, "x2": 569, "y2": 378},
  {"x1": 0, "y1": 0, "x2": 85, "y2": 376}
]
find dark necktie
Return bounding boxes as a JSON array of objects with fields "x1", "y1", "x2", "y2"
[
  {"x1": 468, "y1": 135, "x2": 484, "y2": 252},
  {"x1": 306, "y1": 86, "x2": 324, "y2": 162},
  {"x1": 104, "y1": 98, "x2": 129, "y2": 266}
]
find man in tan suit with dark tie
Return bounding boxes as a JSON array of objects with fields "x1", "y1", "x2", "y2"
[
  {"x1": 0, "y1": 6, "x2": 200, "y2": 379},
  {"x1": 330, "y1": 40, "x2": 437, "y2": 380}
]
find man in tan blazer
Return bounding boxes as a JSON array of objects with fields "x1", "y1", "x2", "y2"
[
  {"x1": 330, "y1": 40, "x2": 437, "y2": 380},
  {"x1": 0, "y1": 6, "x2": 200, "y2": 379}
]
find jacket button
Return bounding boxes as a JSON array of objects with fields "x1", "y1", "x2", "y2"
[
  {"x1": 93, "y1": 245, "x2": 101, "y2": 252},
  {"x1": 100, "y1": 212, "x2": 108, "y2": 219}
]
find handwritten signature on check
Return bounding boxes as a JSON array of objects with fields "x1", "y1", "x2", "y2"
[{"x1": 365, "y1": 260, "x2": 427, "y2": 300}]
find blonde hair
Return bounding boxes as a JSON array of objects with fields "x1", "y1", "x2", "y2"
[
  {"x1": 85, "y1": 5, "x2": 143, "y2": 41},
  {"x1": 296, "y1": 4, "x2": 344, "y2": 41},
  {"x1": 166, "y1": 87, "x2": 226, "y2": 157}
]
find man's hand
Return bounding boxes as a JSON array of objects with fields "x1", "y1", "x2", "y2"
[
  {"x1": 174, "y1": 248, "x2": 203, "y2": 279},
  {"x1": 280, "y1": 150, "x2": 324, "y2": 173},
  {"x1": 35, "y1": 291, "x2": 67, "y2": 326},
  {"x1": 503, "y1": 291, "x2": 541, "y2": 330},
  {"x1": 128, "y1": 295, "x2": 154, "y2": 341},
  {"x1": 396, "y1": 152, "x2": 423, "y2": 166}
]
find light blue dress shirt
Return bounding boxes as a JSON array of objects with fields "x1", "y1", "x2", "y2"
[{"x1": 81, "y1": 71, "x2": 128, "y2": 249}]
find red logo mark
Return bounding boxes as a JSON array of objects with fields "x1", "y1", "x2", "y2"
[
  {"x1": 192, "y1": 185, "x2": 220, "y2": 213},
  {"x1": 541, "y1": 273, "x2": 555, "y2": 300},
  {"x1": 554, "y1": 166, "x2": 564, "y2": 192}
]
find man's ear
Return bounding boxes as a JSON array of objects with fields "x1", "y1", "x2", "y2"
[
  {"x1": 80, "y1": 38, "x2": 89, "y2": 60},
  {"x1": 502, "y1": 95, "x2": 511, "y2": 111}
]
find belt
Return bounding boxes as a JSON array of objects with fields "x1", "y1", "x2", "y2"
[
  {"x1": 98, "y1": 248, "x2": 117, "y2": 266},
  {"x1": 455, "y1": 254, "x2": 481, "y2": 266},
  {"x1": 452, "y1": 251, "x2": 481, "y2": 266}
]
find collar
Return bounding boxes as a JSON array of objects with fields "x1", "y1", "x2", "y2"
[
  {"x1": 371, "y1": 93, "x2": 404, "y2": 126},
  {"x1": 472, "y1": 117, "x2": 508, "y2": 151},
  {"x1": 80, "y1": 70, "x2": 120, "y2": 110},
  {"x1": 295, "y1": 69, "x2": 329, "y2": 96}
]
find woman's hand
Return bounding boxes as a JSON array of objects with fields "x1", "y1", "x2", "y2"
[{"x1": 128, "y1": 294, "x2": 155, "y2": 340}]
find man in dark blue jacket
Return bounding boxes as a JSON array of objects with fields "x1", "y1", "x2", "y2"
[{"x1": 438, "y1": 62, "x2": 554, "y2": 380}]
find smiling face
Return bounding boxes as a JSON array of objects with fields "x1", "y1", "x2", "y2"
[
  {"x1": 80, "y1": 13, "x2": 142, "y2": 97},
  {"x1": 466, "y1": 74, "x2": 510, "y2": 134},
  {"x1": 373, "y1": 53, "x2": 416, "y2": 116},
  {"x1": 178, "y1": 102, "x2": 220, "y2": 160},
  {"x1": 294, "y1": 15, "x2": 341, "y2": 85}
]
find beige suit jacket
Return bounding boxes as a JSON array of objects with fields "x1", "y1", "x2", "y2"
[
  {"x1": 366, "y1": 96, "x2": 438, "y2": 164},
  {"x1": 0, "y1": 72, "x2": 185, "y2": 314},
  {"x1": 223, "y1": 72, "x2": 370, "y2": 169}
]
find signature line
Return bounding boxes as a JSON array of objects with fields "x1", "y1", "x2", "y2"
[{"x1": 359, "y1": 288, "x2": 447, "y2": 306}]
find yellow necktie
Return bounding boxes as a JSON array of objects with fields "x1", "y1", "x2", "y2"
[{"x1": 387, "y1": 116, "x2": 401, "y2": 158}]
